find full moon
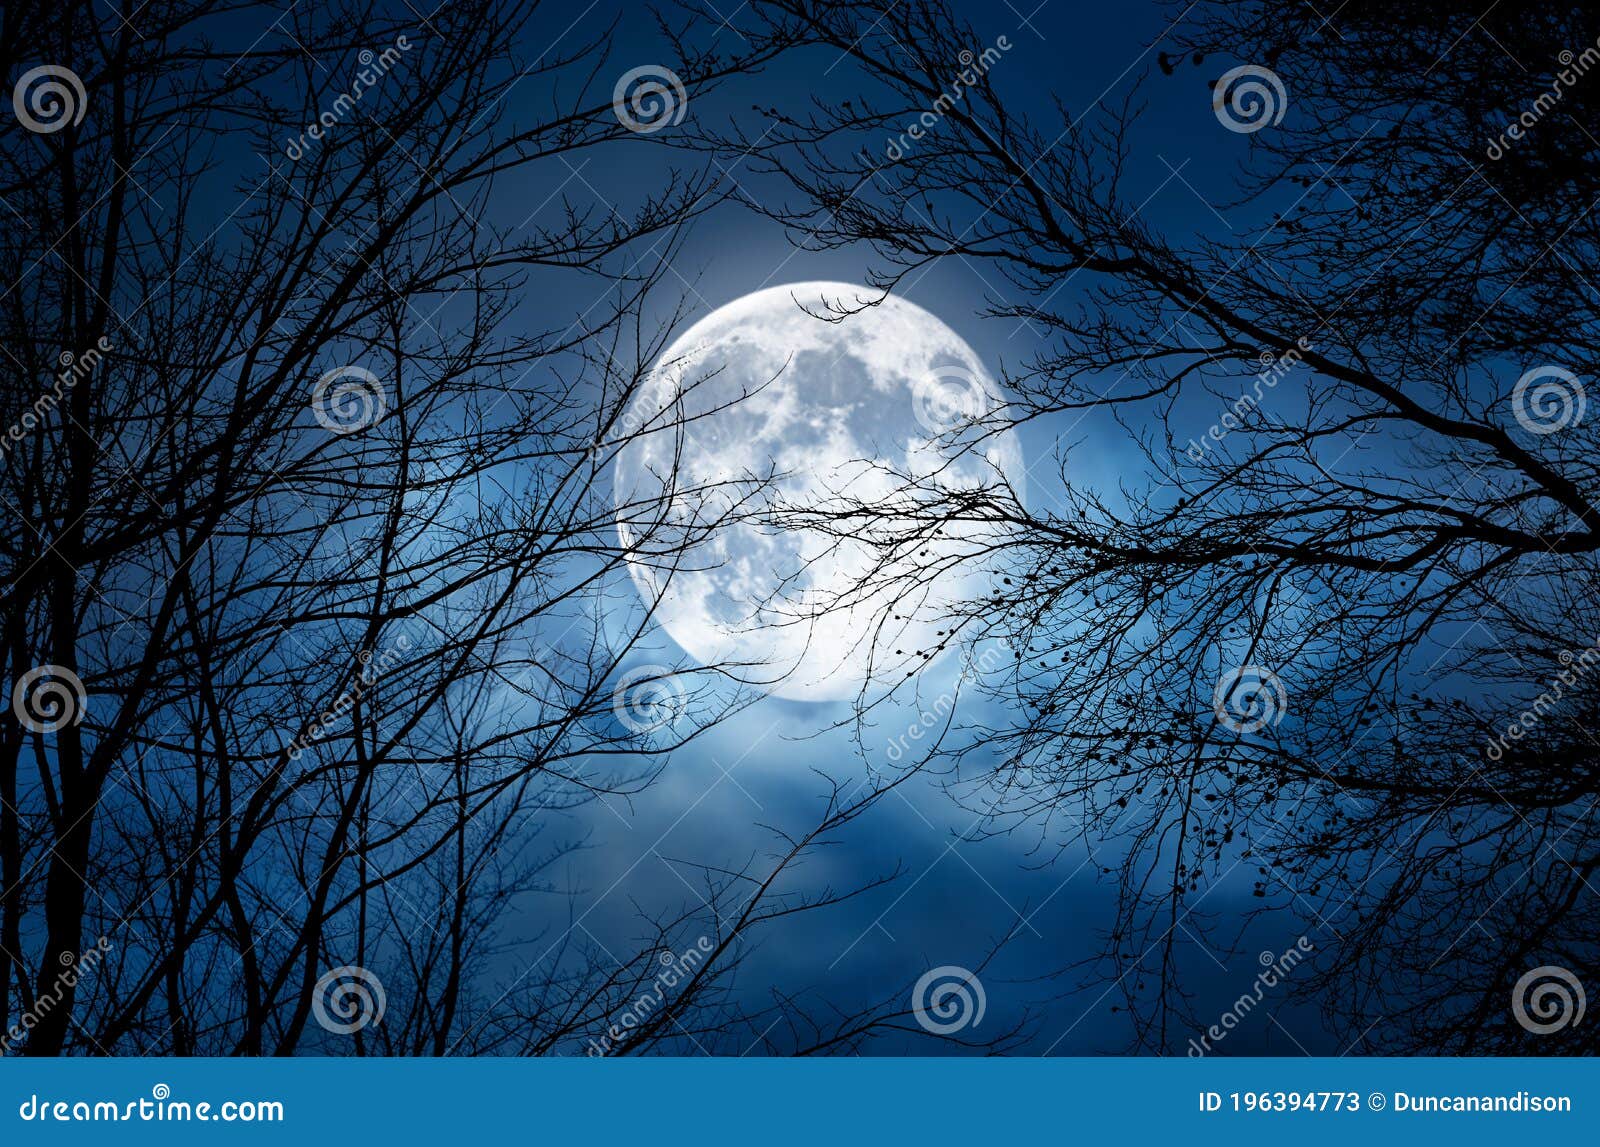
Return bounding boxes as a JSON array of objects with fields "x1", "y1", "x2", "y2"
[{"x1": 612, "y1": 282, "x2": 1023, "y2": 701}]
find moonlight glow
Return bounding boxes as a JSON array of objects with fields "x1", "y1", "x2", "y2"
[{"x1": 614, "y1": 282, "x2": 1023, "y2": 701}]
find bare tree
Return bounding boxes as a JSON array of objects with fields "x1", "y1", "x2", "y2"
[
  {"x1": 0, "y1": 0, "x2": 1008, "y2": 1057},
  {"x1": 710, "y1": 0, "x2": 1600, "y2": 1052}
]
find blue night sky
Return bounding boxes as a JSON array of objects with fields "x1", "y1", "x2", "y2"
[
  {"x1": 494, "y1": 0, "x2": 1337, "y2": 1055},
  {"x1": 17, "y1": 0, "x2": 1600, "y2": 1082},
  {"x1": 36, "y1": 0, "x2": 1573, "y2": 1062}
]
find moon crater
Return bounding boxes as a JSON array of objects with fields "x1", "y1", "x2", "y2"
[{"x1": 614, "y1": 282, "x2": 1022, "y2": 701}]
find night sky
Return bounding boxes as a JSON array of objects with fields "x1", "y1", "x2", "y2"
[
  {"x1": 510, "y1": 0, "x2": 1338, "y2": 1055},
  {"x1": 25, "y1": 0, "x2": 1566, "y2": 1060}
]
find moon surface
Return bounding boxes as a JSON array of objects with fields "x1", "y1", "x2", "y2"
[{"x1": 613, "y1": 282, "x2": 1022, "y2": 701}]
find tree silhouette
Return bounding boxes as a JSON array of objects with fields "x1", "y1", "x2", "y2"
[
  {"x1": 0, "y1": 0, "x2": 1024, "y2": 1057},
  {"x1": 713, "y1": 0, "x2": 1600, "y2": 1052}
]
